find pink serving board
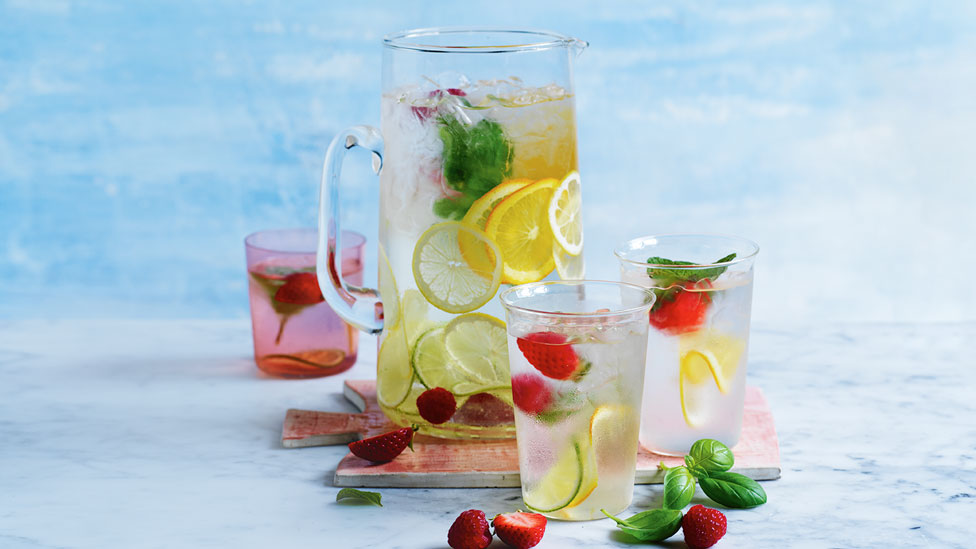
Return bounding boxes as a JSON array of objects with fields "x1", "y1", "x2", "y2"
[{"x1": 282, "y1": 380, "x2": 781, "y2": 488}]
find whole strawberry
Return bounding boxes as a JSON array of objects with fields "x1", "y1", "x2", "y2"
[
  {"x1": 448, "y1": 509, "x2": 492, "y2": 549},
  {"x1": 516, "y1": 332, "x2": 584, "y2": 380},
  {"x1": 493, "y1": 511, "x2": 546, "y2": 549},
  {"x1": 511, "y1": 373, "x2": 552, "y2": 415},
  {"x1": 416, "y1": 387, "x2": 457, "y2": 424},
  {"x1": 682, "y1": 504, "x2": 727, "y2": 548},
  {"x1": 274, "y1": 272, "x2": 325, "y2": 305},
  {"x1": 347, "y1": 426, "x2": 415, "y2": 463}
]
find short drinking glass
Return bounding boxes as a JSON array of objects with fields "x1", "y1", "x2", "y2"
[
  {"x1": 615, "y1": 234, "x2": 759, "y2": 455},
  {"x1": 245, "y1": 228, "x2": 365, "y2": 378},
  {"x1": 500, "y1": 281, "x2": 654, "y2": 520}
]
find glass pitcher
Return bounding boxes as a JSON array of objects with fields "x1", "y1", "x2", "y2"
[{"x1": 317, "y1": 28, "x2": 587, "y2": 439}]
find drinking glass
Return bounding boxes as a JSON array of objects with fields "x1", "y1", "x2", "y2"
[
  {"x1": 500, "y1": 281, "x2": 654, "y2": 520},
  {"x1": 245, "y1": 228, "x2": 364, "y2": 378},
  {"x1": 615, "y1": 234, "x2": 759, "y2": 455}
]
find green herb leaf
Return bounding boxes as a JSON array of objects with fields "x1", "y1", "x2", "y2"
[
  {"x1": 663, "y1": 466, "x2": 696, "y2": 510},
  {"x1": 435, "y1": 115, "x2": 512, "y2": 218},
  {"x1": 698, "y1": 471, "x2": 767, "y2": 509},
  {"x1": 685, "y1": 439, "x2": 735, "y2": 474},
  {"x1": 335, "y1": 488, "x2": 383, "y2": 507},
  {"x1": 601, "y1": 508, "x2": 682, "y2": 542}
]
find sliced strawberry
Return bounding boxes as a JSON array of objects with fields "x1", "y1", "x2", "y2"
[
  {"x1": 416, "y1": 387, "x2": 457, "y2": 425},
  {"x1": 347, "y1": 426, "x2": 415, "y2": 463},
  {"x1": 411, "y1": 105, "x2": 436, "y2": 121},
  {"x1": 516, "y1": 332, "x2": 583, "y2": 380},
  {"x1": 492, "y1": 511, "x2": 547, "y2": 549},
  {"x1": 648, "y1": 280, "x2": 713, "y2": 334},
  {"x1": 511, "y1": 373, "x2": 552, "y2": 415},
  {"x1": 273, "y1": 272, "x2": 324, "y2": 305},
  {"x1": 452, "y1": 392, "x2": 515, "y2": 426}
]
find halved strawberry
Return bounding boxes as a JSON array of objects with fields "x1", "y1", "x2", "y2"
[
  {"x1": 273, "y1": 272, "x2": 324, "y2": 305},
  {"x1": 492, "y1": 511, "x2": 547, "y2": 549},
  {"x1": 516, "y1": 332, "x2": 585, "y2": 380},
  {"x1": 648, "y1": 280, "x2": 713, "y2": 334},
  {"x1": 347, "y1": 426, "x2": 416, "y2": 463}
]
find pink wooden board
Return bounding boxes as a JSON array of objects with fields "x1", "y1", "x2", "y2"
[{"x1": 282, "y1": 380, "x2": 781, "y2": 488}]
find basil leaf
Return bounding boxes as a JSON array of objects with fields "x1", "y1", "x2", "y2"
[
  {"x1": 663, "y1": 466, "x2": 696, "y2": 510},
  {"x1": 698, "y1": 471, "x2": 767, "y2": 509},
  {"x1": 335, "y1": 488, "x2": 383, "y2": 507},
  {"x1": 601, "y1": 508, "x2": 682, "y2": 542},
  {"x1": 686, "y1": 439, "x2": 735, "y2": 474}
]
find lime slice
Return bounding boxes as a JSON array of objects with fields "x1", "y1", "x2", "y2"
[
  {"x1": 378, "y1": 243, "x2": 400, "y2": 330},
  {"x1": 485, "y1": 178, "x2": 559, "y2": 284},
  {"x1": 443, "y1": 313, "x2": 509, "y2": 386},
  {"x1": 376, "y1": 326, "x2": 413, "y2": 408},
  {"x1": 548, "y1": 171, "x2": 583, "y2": 256},
  {"x1": 523, "y1": 438, "x2": 598, "y2": 513},
  {"x1": 412, "y1": 222, "x2": 502, "y2": 314},
  {"x1": 411, "y1": 327, "x2": 470, "y2": 390}
]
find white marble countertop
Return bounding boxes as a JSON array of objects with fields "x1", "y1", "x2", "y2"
[{"x1": 1, "y1": 319, "x2": 973, "y2": 548}]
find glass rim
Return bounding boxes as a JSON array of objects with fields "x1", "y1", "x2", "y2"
[
  {"x1": 613, "y1": 233, "x2": 760, "y2": 270},
  {"x1": 499, "y1": 279, "x2": 655, "y2": 318},
  {"x1": 244, "y1": 228, "x2": 365, "y2": 255},
  {"x1": 383, "y1": 27, "x2": 587, "y2": 54}
]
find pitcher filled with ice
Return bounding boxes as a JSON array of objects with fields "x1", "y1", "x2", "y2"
[{"x1": 317, "y1": 29, "x2": 588, "y2": 438}]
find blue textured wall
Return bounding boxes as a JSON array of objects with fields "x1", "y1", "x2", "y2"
[{"x1": 2, "y1": 1, "x2": 974, "y2": 322}]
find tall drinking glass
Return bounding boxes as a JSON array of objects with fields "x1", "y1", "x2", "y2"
[
  {"x1": 317, "y1": 28, "x2": 588, "y2": 438},
  {"x1": 615, "y1": 234, "x2": 759, "y2": 455},
  {"x1": 500, "y1": 281, "x2": 654, "y2": 520}
]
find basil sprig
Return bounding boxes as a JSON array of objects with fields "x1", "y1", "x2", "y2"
[{"x1": 601, "y1": 508, "x2": 682, "y2": 542}]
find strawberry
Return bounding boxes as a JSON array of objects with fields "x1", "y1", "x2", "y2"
[
  {"x1": 452, "y1": 392, "x2": 515, "y2": 426},
  {"x1": 511, "y1": 373, "x2": 552, "y2": 415},
  {"x1": 416, "y1": 387, "x2": 457, "y2": 425},
  {"x1": 682, "y1": 504, "x2": 727, "y2": 548},
  {"x1": 448, "y1": 509, "x2": 492, "y2": 549},
  {"x1": 411, "y1": 88, "x2": 467, "y2": 120},
  {"x1": 492, "y1": 511, "x2": 547, "y2": 549},
  {"x1": 347, "y1": 426, "x2": 415, "y2": 463},
  {"x1": 648, "y1": 280, "x2": 712, "y2": 334},
  {"x1": 516, "y1": 332, "x2": 584, "y2": 380},
  {"x1": 273, "y1": 272, "x2": 324, "y2": 305}
]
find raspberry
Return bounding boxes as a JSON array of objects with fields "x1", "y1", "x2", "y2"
[
  {"x1": 511, "y1": 373, "x2": 552, "y2": 415},
  {"x1": 416, "y1": 387, "x2": 457, "y2": 425},
  {"x1": 448, "y1": 509, "x2": 492, "y2": 549},
  {"x1": 682, "y1": 504, "x2": 727, "y2": 548}
]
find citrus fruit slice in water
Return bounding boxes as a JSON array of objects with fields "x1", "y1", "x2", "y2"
[
  {"x1": 523, "y1": 438, "x2": 598, "y2": 514},
  {"x1": 548, "y1": 171, "x2": 583, "y2": 256},
  {"x1": 377, "y1": 243, "x2": 400, "y2": 330},
  {"x1": 678, "y1": 329, "x2": 746, "y2": 426},
  {"x1": 376, "y1": 326, "x2": 413, "y2": 409},
  {"x1": 443, "y1": 313, "x2": 509, "y2": 386},
  {"x1": 485, "y1": 178, "x2": 559, "y2": 284},
  {"x1": 412, "y1": 221, "x2": 502, "y2": 314},
  {"x1": 411, "y1": 327, "x2": 468, "y2": 390}
]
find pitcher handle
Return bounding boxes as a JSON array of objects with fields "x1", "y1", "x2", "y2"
[{"x1": 316, "y1": 125, "x2": 384, "y2": 334}]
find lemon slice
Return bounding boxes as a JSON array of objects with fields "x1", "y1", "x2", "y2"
[
  {"x1": 443, "y1": 313, "x2": 509, "y2": 386},
  {"x1": 401, "y1": 289, "x2": 435, "y2": 350},
  {"x1": 678, "y1": 329, "x2": 746, "y2": 427},
  {"x1": 411, "y1": 327, "x2": 470, "y2": 390},
  {"x1": 590, "y1": 404, "x2": 638, "y2": 473},
  {"x1": 485, "y1": 178, "x2": 559, "y2": 284},
  {"x1": 376, "y1": 326, "x2": 413, "y2": 408},
  {"x1": 378, "y1": 243, "x2": 400, "y2": 330},
  {"x1": 553, "y1": 245, "x2": 585, "y2": 280},
  {"x1": 459, "y1": 179, "x2": 531, "y2": 274},
  {"x1": 412, "y1": 221, "x2": 502, "y2": 314},
  {"x1": 548, "y1": 171, "x2": 583, "y2": 256},
  {"x1": 523, "y1": 438, "x2": 597, "y2": 513}
]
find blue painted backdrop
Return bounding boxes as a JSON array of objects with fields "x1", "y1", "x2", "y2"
[{"x1": 2, "y1": 1, "x2": 974, "y2": 323}]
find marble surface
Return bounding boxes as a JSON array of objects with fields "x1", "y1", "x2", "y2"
[{"x1": 1, "y1": 319, "x2": 973, "y2": 548}]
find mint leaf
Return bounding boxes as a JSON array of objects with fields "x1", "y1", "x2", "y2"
[
  {"x1": 336, "y1": 488, "x2": 383, "y2": 507},
  {"x1": 646, "y1": 253, "x2": 737, "y2": 286},
  {"x1": 601, "y1": 508, "x2": 682, "y2": 542},
  {"x1": 685, "y1": 439, "x2": 735, "y2": 474},
  {"x1": 698, "y1": 471, "x2": 767, "y2": 509},
  {"x1": 435, "y1": 115, "x2": 512, "y2": 218},
  {"x1": 663, "y1": 466, "x2": 696, "y2": 510}
]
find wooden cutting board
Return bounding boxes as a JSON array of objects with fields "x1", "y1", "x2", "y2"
[{"x1": 282, "y1": 380, "x2": 781, "y2": 488}]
